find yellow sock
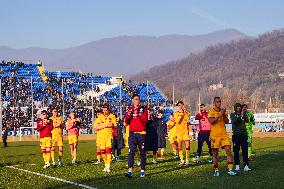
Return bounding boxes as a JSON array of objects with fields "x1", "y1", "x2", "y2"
[
  {"x1": 42, "y1": 153, "x2": 46, "y2": 163},
  {"x1": 97, "y1": 155, "x2": 101, "y2": 161},
  {"x1": 102, "y1": 153, "x2": 107, "y2": 163},
  {"x1": 45, "y1": 152, "x2": 51, "y2": 164},
  {"x1": 128, "y1": 167, "x2": 133, "y2": 172},
  {"x1": 51, "y1": 150, "x2": 55, "y2": 161},
  {"x1": 106, "y1": 154, "x2": 112, "y2": 166},
  {"x1": 179, "y1": 150, "x2": 184, "y2": 161},
  {"x1": 228, "y1": 163, "x2": 233, "y2": 170},
  {"x1": 185, "y1": 150, "x2": 190, "y2": 161},
  {"x1": 59, "y1": 150, "x2": 63, "y2": 158}
]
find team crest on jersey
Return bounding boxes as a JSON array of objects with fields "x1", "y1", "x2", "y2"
[{"x1": 139, "y1": 107, "x2": 144, "y2": 113}]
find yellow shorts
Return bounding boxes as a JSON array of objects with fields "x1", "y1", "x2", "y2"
[
  {"x1": 210, "y1": 136, "x2": 231, "y2": 149},
  {"x1": 40, "y1": 137, "x2": 52, "y2": 149},
  {"x1": 176, "y1": 132, "x2": 190, "y2": 142},
  {"x1": 169, "y1": 131, "x2": 177, "y2": 144},
  {"x1": 68, "y1": 135, "x2": 78, "y2": 145},
  {"x1": 52, "y1": 135, "x2": 63, "y2": 147},
  {"x1": 96, "y1": 133, "x2": 102, "y2": 146},
  {"x1": 99, "y1": 137, "x2": 112, "y2": 150}
]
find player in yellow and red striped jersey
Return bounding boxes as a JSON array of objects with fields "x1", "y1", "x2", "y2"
[
  {"x1": 95, "y1": 103, "x2": 117, "y2": 172},
  {"x1": 208, "y1": 97, "x2": 236, "y2": 177},
  {"x1": 36, "y1": 110, "x2": 53, "y2": 169},
  {"x1": 174, "y1": 101, "x2": 191, "y2": 166},
  {"x1": 49, "y1": 108, "x2": 64, "y2": 166},
  {"x1": 94, "y1": 110, "x2": 103, "y2": 164}
]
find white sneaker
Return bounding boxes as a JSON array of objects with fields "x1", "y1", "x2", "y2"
[
  {"x1": 52, "y1": 161, "x2": 56, "y2": 166},
  {"x1": 72, "y1": 158, "x2": 76, "y2": 164},
  {"x1": 228, "y1": 170, "x2": 237, "y2": 176},
  {"x1": 195, "y1": 156, "x2": 200, "y2": 164},
  {"x1": 58, "y1": 159, "x2": 63, "y2": 166},
  {"x1": 137, "y1": 160, "x2": 141, "y2": 166},
  {"x1": 152, "y1": 159, "x2": 157, "y2": 164},
  {"x1": 235, "y1": 165, "x2": 240, "y2": 171},
  {"x1": 103, "y1": 166, "x2": 111, "y2": 172},
  {"x1": 208, "y1": 158, "x2": 213, "y2": 163},
  {"x1": 94, "y1": 160, "x2": 101, "y2": 165},
  {"x1": 244, "y1": 165, "x2": 252, "y2": 171},
  {"x1": 43, "y1": 164, "x2": 50, "y2": 169},
  {"x1": 179, "y1": 160, "x2": 185, "y2": 166},
  {"x1": 185, "y1": 160, "x2": 190, "y2": 166}
]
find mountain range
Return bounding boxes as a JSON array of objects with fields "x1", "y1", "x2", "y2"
[
  {"x1": 130, "y1": 29, "x2": 284, "y2": 111},
  {"x1": 0, "y1": 29, "x2": 246, "y2": 75}
]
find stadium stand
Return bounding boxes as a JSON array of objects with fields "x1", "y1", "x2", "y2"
[{"x1": 0, "y1": 61, "x2": 169, "y2": 132}]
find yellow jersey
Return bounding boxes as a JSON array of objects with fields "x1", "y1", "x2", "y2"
[
  {"x1": 208, "y1": 108, "x2": 229, "y2": 137},
  {"x1": 96, "y1": 113, "x2": 117, "y2": 138},
  {"x1": 94, "y1": 117, "x2": 103, "y2": 141},
  {"x1": 167, "y1": 120, "x2": 176, "y2": 136},
  {"x1": 49, "y1": 116, "x2": 63, "y2": 136},
  {"x1": 174, "y1": 111, "x2": 190, "y2": 134}
]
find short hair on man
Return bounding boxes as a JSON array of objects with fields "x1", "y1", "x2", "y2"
[
  {"x1": 176, "y1": 101, "x2": 184, "y2": 106},
  {"x1": 41, "y1": 110, "x2": 48, "y2": 114},
  {"x1": 213, "y1": 97, "x2": 221, "y2": 101},
  {"x1": 132, "y1": 94, "x2": 139, "y2": 99},
  {"x1": 200, "y1": 103, "x2": 205, "y2": 107},
  {"x1": 102, "y1": 103, "x2": 109, "y2": 109}
]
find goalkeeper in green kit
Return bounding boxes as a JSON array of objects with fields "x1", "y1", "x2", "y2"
[{"x1": 242, "y1": 104, "x2": 255, "y2": 161}]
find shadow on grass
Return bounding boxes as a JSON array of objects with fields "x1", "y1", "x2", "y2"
[
  {"x1": 13, "y1": 149, "x2": 284, "y2": 189},
  {"x1": 6, "y1": 153, "x2": 37, "y2": 158},
  {"x1": 5, "y1": 144, "x2": 38, "y2": 148}
]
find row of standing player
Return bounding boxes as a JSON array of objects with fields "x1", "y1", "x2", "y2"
[
  {"x1": 123, "y1": 95, "x2": 255, "y2": 178},
  {"x1": 36, "y1": 109, "x2": 80, "y2": 168},
  {"x1": 37, "y1": 94, "x2": 255, "y2": 177}
]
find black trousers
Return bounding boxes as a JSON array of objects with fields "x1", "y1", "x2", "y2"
[
  {"x1": 196, "y1": 131, "x2": 212, "y2": 156},
  {"x1": 128, "y1": 133, "x2": 146, "y2": 170},
  {"x1": 112, "y1": 136, "x2": 121, "y2": 156},
  {"x1": 232, "y1": 134, "x2": 248, "y2": 166}
]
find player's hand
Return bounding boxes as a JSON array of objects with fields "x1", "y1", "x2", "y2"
[
  {"x1": 126, "y1": 106, "x2": 131, "y2": 113},
  {"x1": 221, "y1": 108, "x2": 226, "y2": 115}
]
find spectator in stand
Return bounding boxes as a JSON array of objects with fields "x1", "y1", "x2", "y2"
[{"x1": 2, "y1": 127, "x2": 8, "y2": 147}]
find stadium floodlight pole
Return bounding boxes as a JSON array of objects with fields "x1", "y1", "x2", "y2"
[
  {"x1": 91, "y1": 80, "x2": 94, "y2": 132},
  {"x1": 119, "y1": 80, "x2": 122, "y2": 119},
  {"x1": 0, "y1": 78, "x2": 2, "y2": 137},
  {"x1": 146, "y1": 80, "x2": 149, "y2": 108},
  {"x1": 62, "y1": 78, "x2": 64, "y2": 119},
  {"x1": 31, "y1": 76, "x2": 34, "y2": 133},
  {"x1": 198, "y1": 77, "x2": 201, "y2": 109},
  {"x1": 172, "y1": 82, "x2": 175, "y2": 107}
]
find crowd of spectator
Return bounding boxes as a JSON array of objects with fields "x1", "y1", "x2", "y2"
[{"x1": 0, "y1": 61, "x2": 168, "y2": 133}]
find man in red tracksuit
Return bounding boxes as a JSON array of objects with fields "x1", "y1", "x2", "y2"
[
  {"x1": 36, "y1": 110, "x2": 53, "y2": 168},
  {"x1": 124, "y1": 94, "x2": 148, "y2": 178}
]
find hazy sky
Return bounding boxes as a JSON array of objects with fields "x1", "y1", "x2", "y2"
[{"x1": 1, "y1": 0, "x2": 283, "y2": 48}]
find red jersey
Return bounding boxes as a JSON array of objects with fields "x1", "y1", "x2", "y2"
[
  {"x1": 195, "y1": 111, "x2": 211, "y2": 132},
  {"x1": 112, "y1": 127, "x2": 118, "y2": 137},
  {"x1": 36, "y1": 118, "x2": 53, "y2": 138},
  {"x1": 124, "y1": 106, "x2": 148, "y2": 133}
]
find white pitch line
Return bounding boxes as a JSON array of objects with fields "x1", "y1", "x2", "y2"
[{"x1": 6, "y1": 166, "x2": 97, "y2": 189}]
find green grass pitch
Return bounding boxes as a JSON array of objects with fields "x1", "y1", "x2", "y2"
[{"x1": 0, "y1": 138, "x2": 283, "y2": 189}]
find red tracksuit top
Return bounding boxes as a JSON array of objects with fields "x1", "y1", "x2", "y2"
[
  {"x1": 124, "y1": 106, "x2": 148, "y2": 133},
  {"x1": 36, "y1": 118, "x2": 53, "y2": 138}
]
